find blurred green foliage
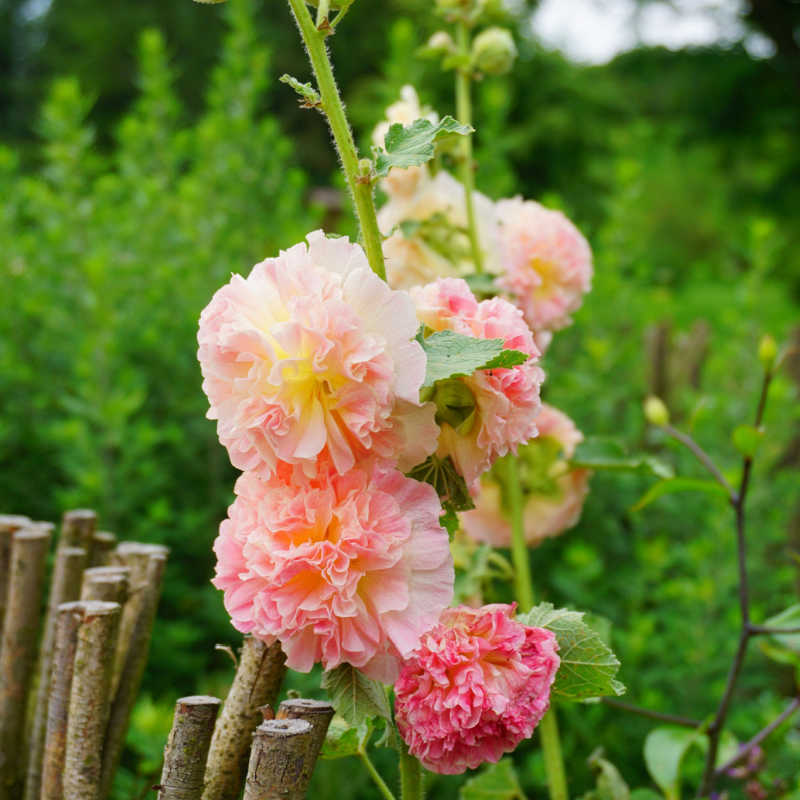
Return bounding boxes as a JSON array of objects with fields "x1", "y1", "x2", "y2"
[{"x1": 1, "y1": 0, "x2": 799, "y2": 797}]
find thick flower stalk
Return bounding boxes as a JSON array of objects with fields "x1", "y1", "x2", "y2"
[
  {"x1": 198, "y1": 230, "x2": 437, "y2": 478},
  {"x1": 394, "y1": 603, "x2": 559, "y2": 774},
  {"x1": 213, "y1": 463, "x2": 454, "y2": 683},
  {"x1": 496, "y1": 197, "x2": 593, "y2": 339},
  {"x1": 461, "y1": 404, "x2": 591, "y2": 547},
  {"x1": 412, "y1": 277, "x2": 544, "y2": 492}
]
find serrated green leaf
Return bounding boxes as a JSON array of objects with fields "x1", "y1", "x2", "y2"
[
  {"x1": 321, "y1": 664, "x2": 391, "y2": 726},
  {"x1": 418, "y1": 329, "x2": 527, "y2": 389},
  {"x1": 375, "y1": 115, "x2": 473, "y2": 177},
  {"x1": 570, "y1": 438, "x2": 674, "y2": 479},
  {"x1": 732, "y1": 424, "x2": 763, "y2": 457},
  {"x1": 643, "y1": 727, "x2": 705, "y2": 800},
  {"x1": 460, "y1": 759, "x2": 524, "y2": 800},
  {"x1": 320, "y1": 716, "x2": 372, "y2": 760},
  {"x1": 630, "y1": 477, "x2": 729, "y2": 512},
  {"x1": 517, "y1": 603, "x2": 625, "y2": 700}
]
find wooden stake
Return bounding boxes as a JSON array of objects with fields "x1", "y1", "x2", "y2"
[
  {"x1": 242, "y1": 719, "x2": 315, "y2": 800},
  {"x1": 63, "y1": 601, "x2": 121, "y2": 800},
  {"x1": 90, "y1": 531, "x2": 117, "y2": 567},
  {"x1": 0, "y1": 514, "x2": 30, "y2": 629},
  {"x1": 0, "y1": 524, "x2": 52, "y2": 800},
  {"x1": 202, "y1": 639, "x2": 287, "y2": 800},
  {"x1": 25, "y1": 545, "x2": 88, "y2": 800},
  {"x1": 99, "y1": 551, "x2": 167, "y2": 800},
  {"x1": 276, "y1": 698, "x2": 334, "y2": 787},
  {"x1": 59, "y1": 509, "x2": 97, "y2": 553},
  {"x1": 157, "y1": 695, "x2": 222, "y2": 800},
  {"x1": 41, "y1": 602, "x2": 86, "y2": 800},
  {"x1": 81, "y1": 566, "x2": 130, "y2": 605}
]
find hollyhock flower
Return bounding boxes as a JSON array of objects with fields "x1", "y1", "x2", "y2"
[
  {"x1": 395, "y1": 604, "x2": 559, "y2": 774},
  {"x1": 213, "y1": 464, "x2": 454, "y2": 683},
  {"x1": 461, "y1": 404, "x2": 591, "y2": 547},
  {"x1": 495, "y1": 197, "x2": 592, "y2": 333},
  {"x1": 380, "y1": 171, "x2": 499, "y2": 290},
  {"x1": 198, "y1": 230, "x2": 437, "y2": 478},
  {"x1": 372, "y1": 85, "x2": 438, "y2": 199},
  {"x1": 411, "y1": 278, "x2": 544, "y2": 492}
]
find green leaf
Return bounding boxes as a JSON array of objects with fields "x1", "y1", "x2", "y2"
[
  {"x1": 460, "y1": 759, "x2": 524, "y2": 800},
  {"x1": 517, "y1": 603, "x2": 625, "y2": 700},
  {"x1": 643, "y1": 726, "x2": 704, "y2": 800},
  {"x1": 418, "y1": 329, "x2": 528, "y2": 389},
  {"x1": 320, "y1": 716, "x2": 372, "y2": 760},
  {"x1": 581, "y1": 749, "x2": 630, "y2": 800},
  {"x1": 440, "y1": 506, "x2": 460, "y2": 539},
  {"x1": 407, "y1": 455, "x2": 475, "y2": 513},
  {"x1": 321, "y1": 664, "x2": 391, "y2": 727},
  {"x1": 570, "y1": 438, "x2": 674, "y2": 479},
  {"x1": 759, "y1": 604, "x2": 800, "y2": 665},
  {"x1": 732, "y1": 424, "x2": 764, "y2": 457},
  {"x1": 630, "y1": 477, "x2": 729, "y2": 512},
  {"x1": 375, "y1": 115, "x2": 473, "y2": 177},
  {"x1": 629, "y1": 790, "x2": 663, "y2": 800},
  {"x1": 463, "y1": 272, "x2": 499, "y2": 299},
  {"x1": 279, "y1": 74, "x2": 321, "y2": 107}
]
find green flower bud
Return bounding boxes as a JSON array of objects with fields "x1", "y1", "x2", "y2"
[
  {"x1": 426, "y1": 31, "x2": 456, "y2": 55},
  {"x1": 644, "y1": 396, "x2": 669, "y2": 427},
  {"x1": 471, "y1": 26, "x2": 516, "y2": 76},
  {"x1": 758, "y1": 334, "x2": 777, "y2": 370}
]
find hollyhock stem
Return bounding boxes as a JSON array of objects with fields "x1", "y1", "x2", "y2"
[
  {"x1": 286, "y1": 0, "x2": 387, "y2": 281},
  {"x1": 455, "y1": 21, "x2": 484, "y2": 275},
  {"x1": 399, "y1": 744, "x2": 424, "y2": 800},
  {"x1": 359, "y1": 752, "x2": 397, "y2": 800},
  {"x1": 506, "y1": 455, "x2": 569, "y2": 800}
]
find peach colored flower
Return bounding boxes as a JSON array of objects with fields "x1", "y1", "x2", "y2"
[
  {"x1": 198, "y1": 230, "x2": 437, "y2": 478},
  {"x1": 212, "y1": 464, "x2": 454, "y2": 683},
  {"x1": 495, "y1": 197, "x2": 592, "y2": 332},
  {"x1": 395, "y1": 604, "x2": 559, "y2": 774},
  {"x1": 411, "y1": 278, "x2": 544, "y2": 492},
  {"x1": 380, "y1": 171, "x2": 499, "y2": 290},
  {"x1": 372, "y1": 85, "x2": 438, "y2": 200},
  {"x1": 460, "y1": 404, "x2": 591, "y2": 547}
]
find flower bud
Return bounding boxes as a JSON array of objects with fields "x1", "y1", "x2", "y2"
[
  {"x1": 472, "y1": 27, "x2": 516, "y2": 76},
  {"x1": 426, "y1": 31, "x2": 456, "y2": 56},
  {"x1": 644, "y1": 396, "x2": 669, "y2": 427},
  {"x1": 758, "y1": 334, "x2": 777, "y2": 370}
]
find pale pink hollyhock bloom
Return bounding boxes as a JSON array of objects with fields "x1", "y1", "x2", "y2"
[
  {"x1": 395, "y1": 603, "x2": 559, "y2": 774},
  {"x1": 198, "y1": 230, "x2": 437, "y2": 479},
  {"x1": 411, "y1": 278, "x2": 544, "y2": 492},
  {"x1": 212, "y1": 463, "x2": 454, "y2": 683},
  {"x1": 372, "y1": 85, "x2": 438, "y2": 200},
  {"x1": 380, "y1": 171, "x2": 499, "y2": 290},
  {"x1": 461, "y1": 404, "x2": 591, "y2": 547},
  {"x1": 496, "y1": 197, "x2": 592, "y2": 333}
]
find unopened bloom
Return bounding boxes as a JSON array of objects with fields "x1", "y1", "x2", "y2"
[
  {"x1": 395, "y1": 604, "x2": 559, "y2": 774},
  {"x1": 198, "y1": 230, "x2": 436, "y2": 479},
  {"x1": 412, "y1": 278, "x2": 544, "y2": 492},
  {"x1": 461, "y1": 404, "x2": 590, "y2": 546},
  {"x1": 380, "y1": 170, "x2": 499, "y2": 289},
  {"x1": 496, "y1": 197, "x2": 592, "y2": 333},
  {"x1": 213, "y1": 464, "x2": 454, "y2": 683}
]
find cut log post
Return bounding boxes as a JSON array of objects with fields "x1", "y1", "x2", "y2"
[
  {"x1": 157, "y1": 696, "x2": 222, "y2": 800},
  {"x1": 202, "y1": 638, "x2": 287, "y2": 800},
  {"x1": 25, "y1": 545, "x2": 88, "y2": 800},
  {"x1": 41, "y1": 602, "x2": 86, "y2": 800},
  {"x1": 0, "y1": 514, "x2": 30, "y2": 629},
  {"x1": 62, "y1": 601, "x2": 121, "y2": 800},
  {"x1": 242, "y1": 719, "x2": 315, "y2": 800},
  {"x1": 276, "y1": 699, "x2": 334, "y2": 786},
  {"x1": 90, "y1": 531, "x2": 117, "y2": 567},
  {"x1": 0, "y1": 524, "x2": 52, "y2": 800},
  {"x1": 59, "y1": 509, "x2": 97, "y2": 553},
  {"x1": 99, "y1": 550, "x2": 168, "y2": 800},
  {"x1": 81, "y1": 566, "x2": 130, "y2": 605}
]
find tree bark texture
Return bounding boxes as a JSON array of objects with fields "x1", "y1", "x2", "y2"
[
  {"x1": 81, "y1": 566, "x2": 130, "y2": 605},
  {"x1": 90, "y1": 531, "x2": 117, "y2": 567},
  {"x1": 275, "y1": 699, "x2": 334, "y2": 788},
  {"x1": 59, "y1": 509, "x2": 97, "y2": 554},
  {"x1": 242, "y1": 719, "x2": 314, "y2": 800},
  {"x1": 0, "y1": 514, "x2": 30, "y2": 630}
]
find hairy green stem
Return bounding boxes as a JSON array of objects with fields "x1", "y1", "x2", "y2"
[
  {"x1": 455, "y1": 22, "x2": 484, "y2": 275},
  {"x1": 399, "y1": 745, "x2": 423, "y2": 800},
  {"x1": 506, "y1": 456, "x2": 569, "y2": 800},
  {"x1": 286, "y1": 0, "x2": 386, "y2": 280},
  {"x1": 359, "y1": 751, "x2": 397, "y2": 800}
]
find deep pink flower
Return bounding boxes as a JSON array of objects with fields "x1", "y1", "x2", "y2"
[
  {"x1": 198, "y1": 230, "x2": 437, "y2": 479},
  {"x1": 212, "y1": 463, "x2": 454, "y2": 683},
  {"x1": 496, "y1": 197, "x2": 592, "y2": 333},
  {"x1": 411, "y1": 278, "x2": 544, "y2": 492},
  {"x1": 395, "y1": 604, "x2": 559, "y2": 774}
]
